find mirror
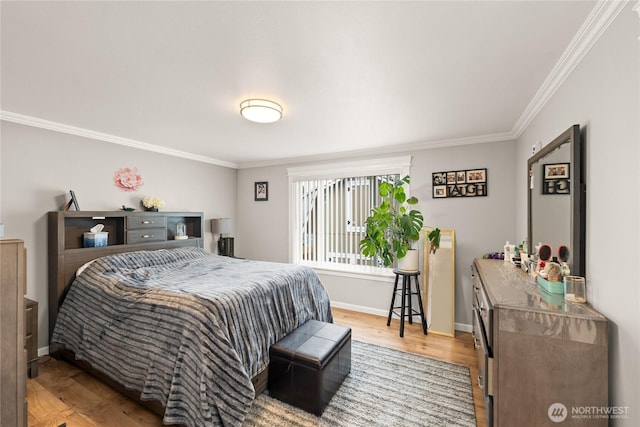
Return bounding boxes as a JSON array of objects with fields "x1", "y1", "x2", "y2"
[
  {"x1": 527, "y1": 125, "x2": 585, "y2": 277},
  {"x1": 422, "y1": 227, "x2": 455, "y2": 337}
]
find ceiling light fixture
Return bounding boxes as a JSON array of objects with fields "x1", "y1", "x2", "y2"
[{"x1": 240, "y1": 99, "x2": 283, "y2": 123}]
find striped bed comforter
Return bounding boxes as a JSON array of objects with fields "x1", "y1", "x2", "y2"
[{"x1": 51, "y1": 247, "x2": 332, "y2": 427}]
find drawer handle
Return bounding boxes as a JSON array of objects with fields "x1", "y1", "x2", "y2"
[
  {"x1": 141, "y1": 235, "x2": 154, "y2": 239},
  {"x1": 480, "y1": 308, "x2": 488, "y2": 319},
  {"x1": 141, "y1": 220, "x2": 154, "y2": 224},
  {"x1": 473, "y1": 336, "x2": 480, "y2": 350},
  {"x1": 477, "y1": 375, "x2": 484, "y2": 390}
]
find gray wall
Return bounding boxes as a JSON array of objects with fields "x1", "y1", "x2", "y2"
[
  {"x1": 515, "y1": 4, "x2": 639, "y2": 424},
  {"x1": 236, "y1": 165, "x2": 290, "y2": 262},
  {"x1": 236, "y1": 139, "x2": 518, "y2": 329},
  {"x1": 0, "y1": 121, "x2": 237, "y2": 350}
]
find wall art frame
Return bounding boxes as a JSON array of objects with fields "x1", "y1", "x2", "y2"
[
  {"x1": 542, "y1": 162, "x2": 570, "y2": 195},
  {"x1": 254, "y1": 181, "x2": 269, "y2": 201},
  {"x1": 64, "y1": 190, "x2": 80, "y2": 211},
  {"x1": 432, "y1": 168, "x2": 487, "y2": 198}
]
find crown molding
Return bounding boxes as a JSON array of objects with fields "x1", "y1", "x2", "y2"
[
  {"x1": 237, "y1": 131, "x2": 516, "y2": 169},
  {"x1": 0, "y1": 1, "x2": 628, "y2": 170},
  {"x1": 0, "y1": 107, "x2": 515, "y2": 169},
  {"x1": 0, "y1": 111, "x2": 239, "y2": 169},
  {"x1": 511, "y1": 0, "x2": 630, "y2": 137}
]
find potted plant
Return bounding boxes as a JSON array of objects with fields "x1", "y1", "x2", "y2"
[{"x1": 360, "y1": 175, "x2": 436, "y2": 271}]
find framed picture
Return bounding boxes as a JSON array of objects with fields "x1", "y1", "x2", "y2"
[
  {"x1": 542, "y1": 162, "x2": 571, "y2": 195},
  {"x1": 466, "y1": 169, "x2": 486, "y2": 183},
  {"x1": 254, "y1": 181, "x2": 268, "y2": 201},
  {"x1": 433, "y1": 185, "x2": 447, "y2": 198},
  {"x1": 432, "y1": 172, "x2": 447, "y2": 186},
  {"x1": 433, "y1": 168, "x2": 488, "y2": 198},
  {"x1": 65, "y1": 190, "x2": 81, "y2": 211},
  {"x1": 543, "y1": 163, "x2": 570, "y2": 179}
]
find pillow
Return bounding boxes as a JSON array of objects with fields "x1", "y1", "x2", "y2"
[{"x1": 75, "y1": 259, "x2": 97, "y2": 277}]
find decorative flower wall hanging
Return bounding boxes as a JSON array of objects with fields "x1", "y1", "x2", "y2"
[{"x1": 114, "y1": 167, "x2": 143, "y2": 192}]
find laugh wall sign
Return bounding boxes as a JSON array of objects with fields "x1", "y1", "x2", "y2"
[{"x1": 432, "y1": 168, "x2": 487, "y2": 198}]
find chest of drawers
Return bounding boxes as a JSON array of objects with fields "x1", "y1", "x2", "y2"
[
  {"x1": 472, "y1": 259, "x2": 608, "y2": 427},
  {"x1": 126, "y1": 215, "x2": 167, "y2": 244},
  {"x1": 1, "y1": 239, "x2": 27, "y2": 427}
]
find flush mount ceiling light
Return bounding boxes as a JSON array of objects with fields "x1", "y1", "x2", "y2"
[{"x1": 240, "y1": 99, "x2": 283, "y2": 123}]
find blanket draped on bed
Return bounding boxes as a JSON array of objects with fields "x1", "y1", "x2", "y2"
[{"x1": 51, "y1": 247, "x2": 332, "y2": 427}]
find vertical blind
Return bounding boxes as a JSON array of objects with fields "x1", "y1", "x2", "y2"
[{"x1": 293, "y1": 174, "x2": 399, "y2": 267}]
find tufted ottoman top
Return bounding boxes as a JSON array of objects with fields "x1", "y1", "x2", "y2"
[{"x1": 270, "y1": 320, "x2": 351, "y2": 369}]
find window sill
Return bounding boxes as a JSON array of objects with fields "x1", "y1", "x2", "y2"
[{"x1": 298, "y1": 261, "x2": 395, "y2": 282}]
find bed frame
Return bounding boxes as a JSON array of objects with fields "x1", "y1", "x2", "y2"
[{"x1": 47, "y1": 210, "x2": 268, "y2": 420}]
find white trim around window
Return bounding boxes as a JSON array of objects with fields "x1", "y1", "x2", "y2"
[
  {"x1": 287, "y1": 156, "x2": 412, "y2": 182},
  {"x1": 287, "y1": 156, "x2": 412, "y2": 279}
]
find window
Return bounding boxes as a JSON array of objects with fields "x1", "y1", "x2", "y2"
[{"x1": 288, "y1": 156, "x2": 411, "y2": 274}]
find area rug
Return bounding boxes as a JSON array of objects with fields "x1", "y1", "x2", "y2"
[{"x1": 243, "y1": 340, "x2": 477, "y2": 426}]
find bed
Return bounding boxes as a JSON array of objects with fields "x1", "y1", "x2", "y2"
[{"x1": 49, "y1": 246, "x2": 332, "y2": 427}]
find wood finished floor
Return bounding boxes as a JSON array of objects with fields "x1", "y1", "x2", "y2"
[{"x1": 28, "y1": 308, "x2": 485, "y2": 427}]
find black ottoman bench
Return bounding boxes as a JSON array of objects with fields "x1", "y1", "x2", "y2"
[{"x1": 268, "y1": 319, "x2": 351, "y2": 416}]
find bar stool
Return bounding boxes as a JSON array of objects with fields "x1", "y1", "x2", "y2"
[{"x1": 387, "y1": 269, "x2": 428, "y2": 337}]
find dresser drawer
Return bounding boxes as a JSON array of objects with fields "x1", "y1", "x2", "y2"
[
  {"x1": 126, "y1": 228, "x2": 167, "y2": 244},
  {"x1": 127, "y1": 215, "x2": 167, "y2": 230},
  {"x1": 25, "y1": 298, "x2": 38, "y2": 378},
  {"x1": 25, "y1": 299, "x2": 37, "y2": 359},
  {"x1": 25, "y1": 335, "x2": 33, "y2": 358}
]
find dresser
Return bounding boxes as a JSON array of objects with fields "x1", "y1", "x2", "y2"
[
  {"x1": 472, "y1": 259, "x2": 608, "y2": 427},
  {"x1": 0, "y1": 239, "x2": 27, "y2": 427}
]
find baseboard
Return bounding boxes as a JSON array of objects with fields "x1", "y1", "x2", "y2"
[
  {"x1": 38, "y1": 346, "x2": 50, "y2": 357},
  {"x1": 455, "y1": 322, "x2": 472, "y2": 333},
  {"x1": 330, "y1": 300, "x2": 388, "y2": 318},
  {"x1": 331, "y1": 300, "x2": 473, "y2": 334}
]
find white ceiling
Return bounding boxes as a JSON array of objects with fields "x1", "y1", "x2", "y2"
[{"x1": 1, "y1": 1, "x2": 600, "y2": 168}]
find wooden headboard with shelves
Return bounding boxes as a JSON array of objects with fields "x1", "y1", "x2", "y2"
[{"x1": 47, "y1": 210, "x2": 204, "y2": 340}]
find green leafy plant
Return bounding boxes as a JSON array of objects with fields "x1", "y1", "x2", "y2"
[
  {"x1": 359, "y1": 175, "x2": 425, "y2": 267},
  {"x1": 427, "y1": 227, "x2": 441, "y2": 254}
]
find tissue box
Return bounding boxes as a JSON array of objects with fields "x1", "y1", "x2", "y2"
[{"x1": 83, "y1": 231, "x2": 108, "y2": 247}]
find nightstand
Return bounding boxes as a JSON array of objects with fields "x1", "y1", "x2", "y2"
[{"x1": 25, "y1": 298, "x2": 38, "y2": 378}]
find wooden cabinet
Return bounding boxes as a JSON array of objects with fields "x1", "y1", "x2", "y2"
[
  {"x1": 126, "y1": 214, "x2": 167, "y2": 244},
  {"x1": 1, "y1": 239, "x2": 27, "y2": 427},
  {"x1": 472, "y1": 259, "x2": 608, "y2": 427},
  {"x1": 25, "y1": 298, "x2": 39, "y2": 378}
]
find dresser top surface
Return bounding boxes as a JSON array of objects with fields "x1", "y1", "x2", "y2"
[{"x1": 474, "y1": 258, "x2": 606, "y2": 321}]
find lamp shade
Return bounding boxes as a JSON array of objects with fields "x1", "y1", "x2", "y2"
[
  {"x1": 240, "y1": 99, "x2": 282, "y2": 123},
  {"x1": 211, "y1": 218, "x2": 232, "y2": 235}
]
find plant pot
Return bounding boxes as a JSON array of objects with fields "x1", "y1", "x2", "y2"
[{"x1": 397, "y1": 249, "x2": 419, "y2": 272}]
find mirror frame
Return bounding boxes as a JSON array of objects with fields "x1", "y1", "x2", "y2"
[
  {"x1": 422, "y1": 227, "x2": 455, "y2": 337},
  {"x1": 527, "y1": 125, "x2": 585, "y2": 277}
]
